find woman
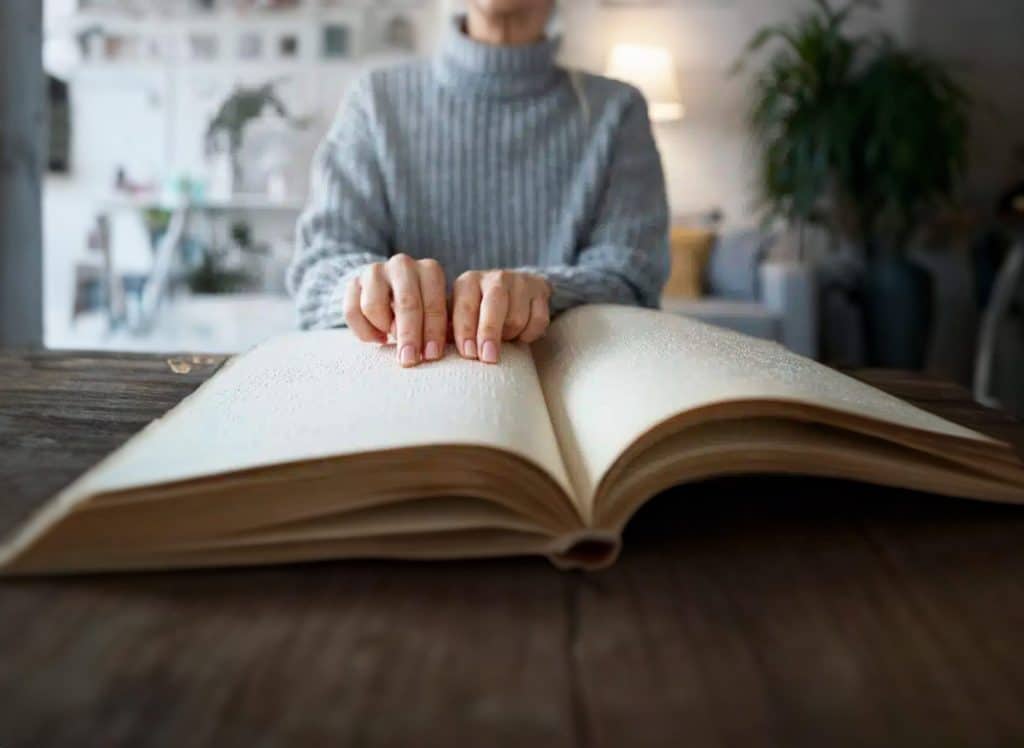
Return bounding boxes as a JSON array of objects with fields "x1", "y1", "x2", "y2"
[{"x1": 289, "y1": 0, "x2": 669, "y2": 367}]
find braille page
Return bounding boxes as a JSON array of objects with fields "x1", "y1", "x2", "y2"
[
  {"x1": 52, "y1": 330, "x2": 574, "y2": 505},
  {"x1": 533, "y1": 304, "x2": 993, "y2": 516}
]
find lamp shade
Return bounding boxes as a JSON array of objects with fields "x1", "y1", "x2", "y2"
[{"x1": 604, "y1": 44, "x2": 684, "y2": 123}]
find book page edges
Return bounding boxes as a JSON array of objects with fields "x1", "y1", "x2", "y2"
[
  {"x1": 0, "y1": 443, "x2": 579, "y2": 573},
  {"x1": 534, "y1": 305, "x2": 1003, "y2": 517},
  {"x1": 0, "y1": 351, "x2": 249, "y2": 570},
  {"x1": 28, "y1": 333, "x2": 575, "y2": 518},
  {"x1": 593, "y1": 409, "x2": 1024, "y2": 532},
  {"x1": 2, "y1": 528, "x2": 560, "y2": 576},
  {"x1": 0, "y1": 336, "x2": 585, "y2": 573}
]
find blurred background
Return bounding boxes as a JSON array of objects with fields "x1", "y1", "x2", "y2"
[{"x1": 11, "y1": 0, "x2": 1024, "y2": 413}]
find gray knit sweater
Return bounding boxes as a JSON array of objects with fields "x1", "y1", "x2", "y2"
[{"x1": 288, "y1": 16, "x2": 670, "y2": 329}]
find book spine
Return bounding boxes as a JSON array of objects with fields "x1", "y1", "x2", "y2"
[{"x1": 546, "y1": 531, "x2": 622, "y2": 571}]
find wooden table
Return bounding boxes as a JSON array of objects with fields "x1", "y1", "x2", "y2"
[{"x1": 2, "y1": 351, "x2": 1024, "y2": 747}]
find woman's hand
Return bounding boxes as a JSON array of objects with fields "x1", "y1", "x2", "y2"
[
  {"x1": 452, "y1": 270, "x2": 552, "y2": 364},
  {"x1": 344, "y1": 254, "x2": 448, "y2": 368}
]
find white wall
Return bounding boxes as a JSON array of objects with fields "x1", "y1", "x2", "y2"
[
  {"x1": 43, "y1": 2, "x2": 442, "y2": 345},
  {"x1": 558, "y1": 0, "x2": 912, "y2": 226},
  {"x1": 906, "y1": 0, "x2": 1024, "y2": 207},
  {"x1": 557, "y1": 0, "x2": 1024, "y2": 226},
  {"x1": 904, "y1": 0, "x2": 1024, "y2": 384},
  {"x1": 44, "y1": 0, "x2": 1023, "y2": 345}
]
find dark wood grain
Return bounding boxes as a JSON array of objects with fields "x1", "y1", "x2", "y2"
[
  {"x1": 1, "y1": 352, "x2": 1023, "y2": 747},
  {"x1": 0, "y1": 349, "x2": 225, "y2": 538},
  {"x1": 573, "y1": 482, "x2": 1024, "y2": 747}
]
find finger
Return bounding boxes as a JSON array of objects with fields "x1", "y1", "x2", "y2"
[
  {"x1": 417, "y1": 259, "x2": 447, "y2": 361},
  {"x1": 502, "y1": 274, "x2": 531, "y2": 341},
  {"x1": 446, "y1": 294, "x2": 456, "y2": 343},
  {"x1": 477, "y1": 272, "x2": 510, "y2": 364},
  {"x1": 452, "y1": 272, "x2": 481, "y2": 359},
  {"x1": 386, "y1": 255, "x2": 423, "y2": 367},
  {"x1": 360, "y1": 263, "x2": 392, "y2": 335},
  {"x1": 344, "y1": 277, "x2": 385, "y2": 342},
  {"x1": 518, "y1": 295, "x2": 551, "y2": 344}
]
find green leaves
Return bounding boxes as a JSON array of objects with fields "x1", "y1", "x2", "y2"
[
  {"x1": 848, "y1": 48, "x2": 969, "y2": 249},
  {"x1": 736, "y1": 0, "x2": 969, "y2": 254},
  {"x1": 735, "y1": 1, "x2": 863, "y2": 225}
]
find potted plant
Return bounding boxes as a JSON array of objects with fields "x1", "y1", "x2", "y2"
[
  {"x1": 844, "y1": 45, "x2": 969, "y2": 367},
  {"x1": 737, "y1": 0, "x2": 970, "y2": 368},
  {"x1": 734, "y1": 0, "x2": 864, "y2": 246},
  {"x1": 204, "y1": 79, "x2": 309, "y2": 197}
]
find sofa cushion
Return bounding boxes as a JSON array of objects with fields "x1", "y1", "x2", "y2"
[
  {"x1": 663, "y1": 227, "x2": 716, "y2": 298},
  {"x1": 705, "y1": 229, "x2": 774, "y2": 300}
]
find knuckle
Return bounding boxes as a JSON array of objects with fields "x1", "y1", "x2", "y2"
[
  {"x1": 478, "y1": 323, "x2": 502, "y2": 339},
  {"x1": 388, "y1": 253, "x2": 414, "y2": 268},
  {"x1": 394, "y1": 292, "x2": 422, "y2": 312},
  {"x1": 361, "y1": 298, "x2": 390, "y2": 316},
  {"x1": 455, "y1": 300, "x2": 479, "y2": 317},
  {"x1": 505, "y1": 315, "x2": 528, "y2": 332},
  {"x1": 453, "y1": 288, "x2": 480, "y2": 308},
  {"x1": 418, "y1": 258, "x2": 443, "y2": 273},
  {"x1": 483, "y1": 285, "x2": 509, "y2": 303}
]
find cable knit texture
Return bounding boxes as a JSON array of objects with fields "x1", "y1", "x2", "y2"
[{"x1": 288, "y1": 16, "x2": 670, "y2": 329}]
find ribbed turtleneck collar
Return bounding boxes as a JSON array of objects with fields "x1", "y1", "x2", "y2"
[{"x1": 434, "y1": 15, "x2": 562, "y2": 99}]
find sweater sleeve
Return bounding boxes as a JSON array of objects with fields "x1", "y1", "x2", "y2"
[
  {"x1": 287, "y1": 76, "x2": 391, "y2": 330},
  {"x1": 517, "y1": 88, "x2": 670, "y2": 316}
]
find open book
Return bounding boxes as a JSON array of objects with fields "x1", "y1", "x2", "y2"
[{"x1": 3, "y1": 304, "x2": 1024, "y2": 574}]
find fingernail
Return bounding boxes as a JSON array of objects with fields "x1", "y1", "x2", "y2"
[
  {"x1": 399, "y1": 344, "x2": 418, "y2": 367},
  {"x1": 424, "y1": 341, "x2": 440, "y2": 361},
  {"x1": 463, "y1": 339, "x2": 477, "y2": 359},
  {"x1": 481, "y1": 340, "x2": 498, "y2": 364}
]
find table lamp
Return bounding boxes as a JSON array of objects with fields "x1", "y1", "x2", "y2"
[{"x1": 605, "y1": 44, "x2": 684, "y2": 123}]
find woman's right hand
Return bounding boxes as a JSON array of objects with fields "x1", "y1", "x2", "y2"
[{"x1": 343, "y1": 254, "x2": 448, "y2": 368}]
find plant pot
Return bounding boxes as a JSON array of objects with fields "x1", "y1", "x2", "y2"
[{"x1": 863, "y1": 255, "x2": 933, "y2": 369}]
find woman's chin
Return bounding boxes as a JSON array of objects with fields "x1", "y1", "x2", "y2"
[{"x1": 470, "y1": 0, "x2": 552, "y2": 16}]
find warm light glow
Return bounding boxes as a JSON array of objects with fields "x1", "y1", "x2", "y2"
[{"x1": 605, "y1": 44, "x2": 684, "y2": 123}]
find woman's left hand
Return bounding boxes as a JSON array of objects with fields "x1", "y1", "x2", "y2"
[{"x1": 451, "y1": 270, "x2": 552, "y2": 364}]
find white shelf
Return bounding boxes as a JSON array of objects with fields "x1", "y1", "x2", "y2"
[
  {"x1": 49, "y1": 293, "x2": 296, "y2": 354},
  {"x1": 63, "y1": 0, "x2": 438, "y2": 67},
  {"x1": 99, "y1": 193, "x2": 306, "y2": 212}
]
